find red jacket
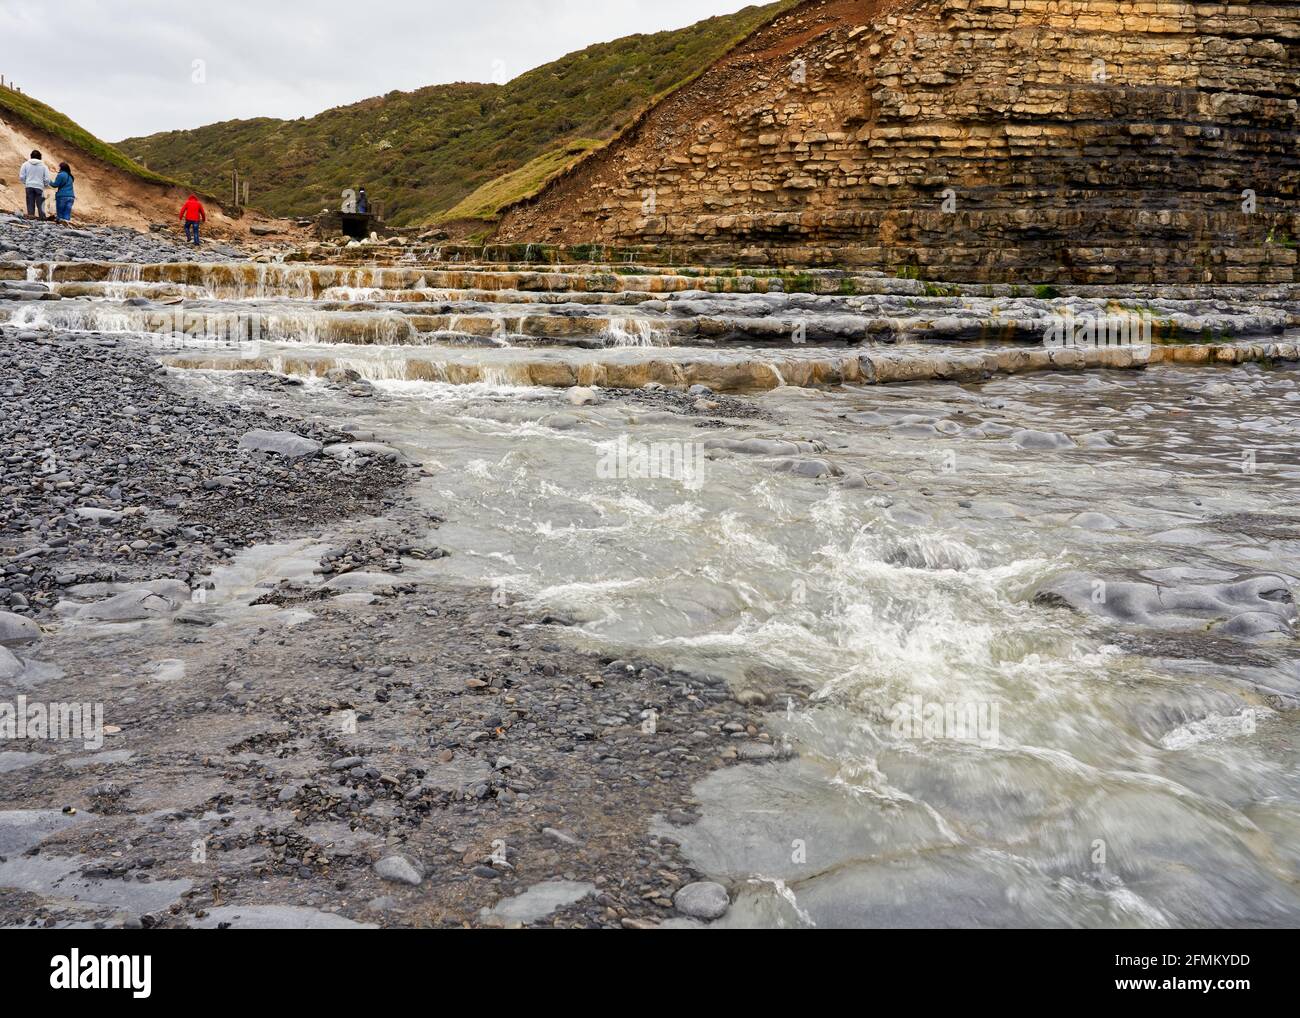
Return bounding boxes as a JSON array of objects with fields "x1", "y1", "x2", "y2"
[{"x1": 180, "y1": 196, "x2": 206, "y2": 223}]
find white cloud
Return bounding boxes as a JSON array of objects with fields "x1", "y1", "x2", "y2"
[{"x1": 0, "y1": 0, "x2": 762, "y2": 139}]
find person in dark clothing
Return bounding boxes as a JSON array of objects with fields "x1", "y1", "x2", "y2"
[{"x1": 357, "y1": 187, "x2": 368, "y2": 214}]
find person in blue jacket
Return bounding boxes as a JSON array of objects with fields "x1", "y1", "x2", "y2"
[{"x1": 50, "y1": 162, "x2": 75, "y2": 225}]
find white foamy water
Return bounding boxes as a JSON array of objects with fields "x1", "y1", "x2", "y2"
[{"x1": 187, "y1": 357, "x2": 1291, "y2": 929}]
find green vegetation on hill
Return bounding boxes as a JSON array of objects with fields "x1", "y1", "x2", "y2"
[
  {"x1": 118, "y1": 2, "x2": 795, "y2": 227},
  {"x1": 437, "y1": 139, "x2": 604, "y2": 224},
  {"x1": 0, "y1": 88, "x2": 180, "y2": 187}
]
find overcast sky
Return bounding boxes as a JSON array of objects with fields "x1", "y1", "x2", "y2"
[{"x1": 0, "y1": 0, "x2": 760, "y2": 141}]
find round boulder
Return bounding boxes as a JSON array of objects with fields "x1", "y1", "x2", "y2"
[
  {"x1": 0, "y1": 611, "x2": 40, "y2": 647},
  {"x1": 673, "y1": 881, "x2": 730, "y2": 921}
]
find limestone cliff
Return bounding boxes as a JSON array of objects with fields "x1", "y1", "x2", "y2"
[{"x1": 495, "y1": 0, "x2": 1300, "y2": 284}]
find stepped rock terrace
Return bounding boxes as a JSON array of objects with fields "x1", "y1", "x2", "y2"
[{"x1": 5, "y1": 258, "x2": 1300, "y2": 392}]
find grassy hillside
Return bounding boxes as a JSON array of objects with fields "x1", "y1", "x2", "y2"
[
  {"x1": 119, "y1": 2, "x2": 795, "y2": 227},
  {"x1": 436, "y1": 139, "x2": 604, "y2": 224},
  {"x1": 0, "y1": 88, "x2": 180, "y2": 188}
]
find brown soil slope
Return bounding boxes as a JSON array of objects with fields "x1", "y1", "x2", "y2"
[
  {"x1": 1, "y1": 101, "x2": 297, "y2": 243},
  {"x1": 496, "y1": 0, "x2": 1300, "y2": 284}
]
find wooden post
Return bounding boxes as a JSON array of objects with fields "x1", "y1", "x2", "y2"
[
  {"x1": 232, "y1": 170, "x2": 239, "y2": 209},
  {"x1": 242, "y1": 180, "x2": 249, "y2": 206}
]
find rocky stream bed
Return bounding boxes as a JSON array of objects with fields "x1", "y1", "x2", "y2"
[{"x1": 2, "y1": 220, "x2": 1299, "y2": 929}]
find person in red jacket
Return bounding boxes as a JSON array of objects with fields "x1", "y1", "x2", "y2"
[{"x1": 179, "y1": 194, "x2": 206, "y2": 246}]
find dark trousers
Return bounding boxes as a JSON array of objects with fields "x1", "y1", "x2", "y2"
[
  {"x1": 25, "y1": 188, "x2": 45, "y2": 219},
  {"x1": 184, "y1": 220, "x2": 201, "y2": 244}
]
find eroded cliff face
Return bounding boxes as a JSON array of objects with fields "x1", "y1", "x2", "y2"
[{"x1": 496, "y1": 0, "x2": 1300, "y2": 284}]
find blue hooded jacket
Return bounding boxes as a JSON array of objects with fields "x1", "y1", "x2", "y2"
[{"x1": 52, "y1": 170, "x2": 75, "y2": 200}]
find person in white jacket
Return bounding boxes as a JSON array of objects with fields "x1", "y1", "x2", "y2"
[{"x1": 19, "y1": 150, "x2": 53, "y2": 220}]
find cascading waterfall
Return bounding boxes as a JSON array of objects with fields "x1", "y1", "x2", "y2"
[
  {"x1": 192, "y1": 263, "x2": 316, "y2": 300},
  {"x1": 10, "y1": 299, "x2": 418, "y2": 346},
  {"x1": 105, "y1": 262, "x2": 145, "y2": 299},
  {"x1": 108, "y1": 263, "x2": 143, "y2": 284},
  {"x1": 606, "y1": 318, "x2": 663, "y2": 347}
]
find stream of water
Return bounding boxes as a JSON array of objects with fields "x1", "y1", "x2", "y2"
[
  {"x1": 181, "y1": 352, "x2": 1300, "y2": 928},
  {"x1": 18, "y1": 259, "x2": 1300, "y2": 927}
]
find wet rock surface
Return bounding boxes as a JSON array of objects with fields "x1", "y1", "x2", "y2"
[
  {"x1": 0, "y1": 213, "x2": 242, "y2": 265},
  {"x1": 1036, "y1": 571, "x2": 1296, "y2": 638},
  {"x1": 0, "y1": 557, "x2": 782, "y2": 928},
  {"x1": 581, "y1": 385, "x2": 773, "y2": 422}
]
